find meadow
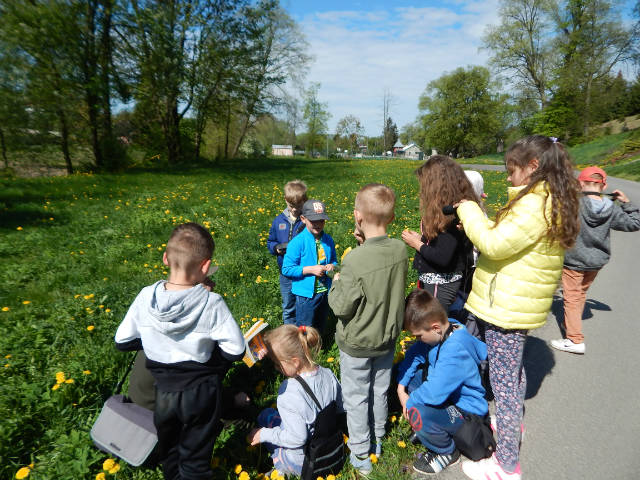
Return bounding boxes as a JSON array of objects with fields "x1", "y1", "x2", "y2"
[{"x1": 0, "y1": 158, "x2": 511, "y2": 480}]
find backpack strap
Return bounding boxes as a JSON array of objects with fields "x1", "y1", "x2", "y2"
[{"x1": 295, "y1": 375, "x2": 322, "y2": 411}]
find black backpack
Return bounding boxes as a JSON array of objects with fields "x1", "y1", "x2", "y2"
[{"x1": 295, "y1": 376, "x2": 346, "y2": 480}]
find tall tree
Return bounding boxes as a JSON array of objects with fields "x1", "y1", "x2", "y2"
[
  {"x1": 383, "y1": 117, "x2": 399, "y2": 151},
  {"x1": 334, "y1": 114, "x2": 364, "y2": 153},
  {"x1": 418, "y1": 66, "x2": 506, "y2": 157},
  {"x1": 302, "y1": 83, "x2": 329, "y2": 157}
]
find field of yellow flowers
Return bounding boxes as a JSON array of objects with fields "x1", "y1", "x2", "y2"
[{"x1": 0, "y1": 157, "x2": 508, "y2": 480}]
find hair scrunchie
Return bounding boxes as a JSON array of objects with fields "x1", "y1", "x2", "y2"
[{"x1": 298, "y1": 325, "x2": 307, "y2": 335}]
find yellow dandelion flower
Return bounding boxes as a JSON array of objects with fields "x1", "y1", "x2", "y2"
[
  {"x1": 390, "y1": 415, "x2": 397, "y2": 423},
  {"x1": 83, "y1": 370, "x2": 91, "y2": 375},
  {"x1": 105, "y1": 309, "x2": 111, "y2": 313},
  {"x1": 1, "y1": 307, "x2": 9, "y2": 312},
  {"x1": 74, "y1": 294, "x2": 81, "y2": 298},
  {"x1": 55, "y1": 371, "x2": 66, "y2": 383},
  {"x1": 65, "y1": 378, "x2": 74, "y2": 384},
  {"x1": 147, "y1": 244, "x2": 152, "y2": 247},
  {"x1": 4, "y1": 364, "x2": 9, "y2": 368},
  {"x1": 327, "y1": 357, "x2": 334, "y2": 363},
  {"x1": 265, "y1": 265, "x2": 269, "y2": 269},
  {"x1": 327, "y1": 475, "x2": 336, "y2": 480},
  {"x1": 239, "y1": 273, "x2": 244, "y2": 277},
  {"x1": 369, "y1": 453, "x2": 378, "y2": 464},
  {"x1": 87, "y1": 325, "x2": 95, "y2": 331},
  {"x1": 270, "y1": 471, "x2": 280, "y2": 480},
  {"x1": 17, "y1": 226, "x2": 23, "y2": 231},
  {"x1": 96, "y1": 473, "x2": 106, "y2": 480},
  {"x1": 316, "y1": 476, "x2": 324, "y2": 480},
  {"x1": 22, "y1": 300, "x2": 31, "y2": 305},
  {"x1": 15, "y1": 466, "x2": 31, "y2": 479},
  {"x1": 102, "y1": 458, "x2": 115, "y2": 471},
  {"x1": 234, "y1": 464, "x2": 243, "y2": 474},
  {"x1": 255, "y1": 276, "x2": 262, "y2": 283},
  {"x1": 397, "y1": 440, "x2": 406, "y2": 448},
  {"x1": 5, "y1": 354, "x2": 11, "y2": 359},
  {"x1": 239, "y1": 472, "x2": 250, "y2": 480},
  {"x1": 108, "y1": 463, "x2": 120, "y2": 474},
  {"x1": 343, "y1": 433, "x2": 349, "y2": 444},
  {"x1": 51, "y1": 383, "x2": 60, "y2": 390}
]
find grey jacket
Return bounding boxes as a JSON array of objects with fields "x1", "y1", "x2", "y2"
[
  {"x1": 329, "y1": 235, "x2": 408, "y2": 357},
  {"x1": 564, "y1": 197, "x2": 640, "y2": 271}
]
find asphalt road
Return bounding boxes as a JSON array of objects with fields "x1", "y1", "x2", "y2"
[{"x1": 423, "y1": 170, "x2": 640, "y2": 480}]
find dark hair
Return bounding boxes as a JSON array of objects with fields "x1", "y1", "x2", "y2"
[
  {"x1": 415, "y1": 155, "x2": 483, "y2": 241},
  {"x1": 497, "y1": 135, "x2": 580, "y2": 249},
  {"x1": 166, "y1": 223, "x2": 215, "y2": 270},
  {"x1": 404, "y1": 289, "x2": 447, "y2": 331}
]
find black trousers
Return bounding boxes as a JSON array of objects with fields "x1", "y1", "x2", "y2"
[
  {"x1": 418, "y1": 278, "x2": 462, "y2": 312},
  {"x1": 154, "y1": 378, "x2": 222, "y2": 480}
]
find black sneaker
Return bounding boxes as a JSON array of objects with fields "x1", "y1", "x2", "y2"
[{"x1": 413, "y1": 449, "x2": 460, "y2": 474}]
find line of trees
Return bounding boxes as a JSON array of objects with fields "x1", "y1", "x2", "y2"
[{"x1": 0, "y1": 0, "x2": 310, "y2": 172}]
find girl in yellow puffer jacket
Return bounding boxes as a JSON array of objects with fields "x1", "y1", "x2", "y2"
[{"x1": 456, "y1": 136, "x2": 580, "y2": 480}]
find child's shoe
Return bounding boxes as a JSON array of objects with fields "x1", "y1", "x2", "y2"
[
  {"x1": 413, "y1": 448, "x2": 460, "y2": 474},
  {"x1": 462, "y1": 454, "x2": 521, "y2": 480},
  {"x1": 350, "y1": 453, "x2": 372, "y2": 475},
  {"x1": 550, "y1": 338, "x2": 585, "y2": 354}
]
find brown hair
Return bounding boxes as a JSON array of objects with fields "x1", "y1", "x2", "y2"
[
  {"x1": 415, "y1": 155, "x2": 482, "y2": 240},
  {"x1": 404, "y1": 289, "x2": 447, "y2": 331},
  {"x1": 284, "y1": 180, "x2": 308, "y2": 205},
  {"x1": 264, "y1": 325, "x2": 321, "y2": 369},
  {"x1": 496, "y1": 135, "x2": 580, "y2": 249},
  {"x1": 166, "y1": 223, "x2": 214, "y2": 271},
  {"x1": 355, "y1": 183, "x2": 396, "y2": 226}
]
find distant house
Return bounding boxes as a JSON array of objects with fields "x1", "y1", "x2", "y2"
[
  {"x1": 401, "y1": 143, "x2": 424, "y2": 160},
  {"x1": 271, "y1": 144, "x2": 293, "y2": 156},
  {"x1": 393, "y1": 140, "x2": 404, "y2": 155}
]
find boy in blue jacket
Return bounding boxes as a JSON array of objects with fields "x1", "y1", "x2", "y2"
[
  {"x1": 267, "y1": 180, "x2": 307, "y2": 324},
  {"x1": 397, "y1": 289, "x2": 488, "y2": 474},
  {"x1": 282, "y1": 199, "x2": 337, "y2": 331}
]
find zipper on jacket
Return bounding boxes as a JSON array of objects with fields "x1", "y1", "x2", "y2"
[{"x1": 489, "y1": 274, "x2": 497, "y2": 307}]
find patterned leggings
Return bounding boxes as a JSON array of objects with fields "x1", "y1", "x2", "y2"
[{"x1": 485, "y1": 324, "x2": 527, "y2": 473}]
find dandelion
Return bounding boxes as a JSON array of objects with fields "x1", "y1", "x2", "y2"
[
  {"x1": 239, "y1": 472, "x2": 250, "y2": 480},
  {"x1": 234, "y1": 464, "x2": 243, "y2": 474},
  {"x1": 65, "y1": 378, "x2": 74, "y2": 384},
  {"x1": 56, "y1": 371, "x2": 66, "y2": 383},
  {"x1": 17, "y1": 226, "x2": 23, "y2": 231},
  {"x1": 369, "y1": 453, "x2": 378, "y2": 464},
  {"x1": 83, "y1": 370, "x2": 91, "y2": 375},
  {"x1": 4, "y1": 364, "x2": 9, "y2": 368},
  {"x1": 270, "y1": 471, "x2": 280, "y2": 480},
  {"x1": 327, "y1": 476, "x2": 336, "y2": 480},
  {"x1": 326, "y1": 357, "x2": 334, "y2": 363},
  {"x1": 5, "y1": 354, "x2": 11, "y2": 359},
  {"x1": 51, "y1": 384, "x2": 60, "y2": 391},
  {"x1": 102, "y1": 459, "x2": 115, "y2": 471},
  {"x1": 108, "y1": 463, "x2": 120, "y2": 474},
  {"x1": 87, "y1": 325, "x2": 95, "y2": 331},
  {"x1": 397, "y1": 440, "x2": 406, "y2": 448},
  {"x1": 256, "y1": 275, "x2": 262, "y2": 283},
  {"x1": 15, "y1": 466, "x2": 31, "y2": 479},
  {"x1": 1, "y1": 307, "x2": 9, "y2": 312},
  {"x1": 343, "y1": 433, "x2": 349, "y2": 444},
  {"x1": 265, "y1": 265, "x2": 269, "y2": 269},
  {"x1": 390, "y1": 415, "x2": 397, "y2": 423},
  {"x1": 22, "y1": 300, "x2": 31, "y2": 305},
  {"x1": 96, "y1": 473, "x2": 106, "y2": 480},
  {"x1": 105, "y1": 309, "x2": 111, "y2": 313}
]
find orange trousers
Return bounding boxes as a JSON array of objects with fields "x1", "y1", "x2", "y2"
[{"x1": 562, "y1": 268, "x2": 599, "y2": 344}]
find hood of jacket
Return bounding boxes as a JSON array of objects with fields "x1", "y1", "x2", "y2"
[
  {"x1": 145, "y1": 281, "x2": 209, "y2": 335},
  {"x1": 448, "y1": 323, "x2": 487, "y2": 365},
  {"x1": 581, "y1": 196, "x2": 614, "y2": 228}
]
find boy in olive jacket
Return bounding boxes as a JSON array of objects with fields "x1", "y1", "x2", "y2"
[{"x1": 328, "y1": 183, "x2": 408, "y2": 474}]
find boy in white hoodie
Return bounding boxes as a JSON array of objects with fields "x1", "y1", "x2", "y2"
[{"x1": 115, "y1": 223, "x2": 245, "y2": 479}]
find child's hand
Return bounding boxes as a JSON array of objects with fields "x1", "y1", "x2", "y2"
[
  {"x1": 397, "y1": 385, "x2": 410, "y2": 419},
  {"x1": 401, "y1": 229, "x2": 423, "y2": 251},
  {"x1": 247, "y1": 427, "x2": 262, "y2": 446},
  {"x1": 333, "y1": 272, "x2": 340, "y2": 281},
  {"x1": 324, "y1": 264, "x2": 334, "y2": 272},
  {"x1": 303, "y1": 265, "x2": 326, "y2": 277},
  {"x1": 612, "y1": 189, "x2": 629, "y2": 203}
]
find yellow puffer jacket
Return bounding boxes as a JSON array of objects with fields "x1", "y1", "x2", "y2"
[{"x1": 457, "y1": 182, "x2": 564, "y2": 330}]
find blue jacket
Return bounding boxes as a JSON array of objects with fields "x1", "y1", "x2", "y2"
[
  {"x1": 398, "y1": 320, "x2": 488, "y2": 416},
  {"x1": 282, "y1": 228, "x2": 337, "y2": 298},
  {"x1": 267, "y1": 211, "x2": 305, "y2": 269}
]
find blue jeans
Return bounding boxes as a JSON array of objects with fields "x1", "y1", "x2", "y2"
[
  {"x1": 406, "y1": 372, "x2": 464, "y2": 454},
  {"x1": 279, "y1": 274, "x2": 296, "y2": 324},
  {"x1": 295, "y1": 291, "x2": 328, "y2": 332}
]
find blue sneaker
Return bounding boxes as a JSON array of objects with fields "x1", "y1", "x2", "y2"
[{"x1": 350, "y1": 453, "x2": 372, "y2": 475}]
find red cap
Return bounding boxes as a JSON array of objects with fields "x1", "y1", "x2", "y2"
[{"x1": 577, "y1": 166, "x2": 607, "y2": 183}]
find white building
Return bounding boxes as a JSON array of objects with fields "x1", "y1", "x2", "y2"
[{"x1": 271, "y1": 145, "x2": 293, "y2": 156}]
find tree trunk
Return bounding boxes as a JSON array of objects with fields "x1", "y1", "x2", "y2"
[
  {"x1": 224, "y1": 100, "x2": 231, "y2": 160},
  {"x1": 583, "y1": 78, "x2": 592, "y2": 137},
  {"x1": 84, "y1": 0, "x2": 103, "y2": 169},
  {"x1": 100, "y1": 0, "x2": 113, "y2": 139},
  {"x1": 163, "y1": 98, "x2": 181, "y2": 164},
  {"x1": 0, "y1": 127, "x2": 8, "y2": 169},
  {"x1": 58, "y1": 109, "x2": 74, "y2": 175}
]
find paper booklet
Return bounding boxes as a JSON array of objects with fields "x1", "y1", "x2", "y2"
[{"x1": 242, "y1": 319, "x2": 269, "y2": 367}]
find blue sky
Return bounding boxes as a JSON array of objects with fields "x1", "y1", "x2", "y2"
[{"x1": 282, "y1": 0, "x2": 638, "y2": 137}]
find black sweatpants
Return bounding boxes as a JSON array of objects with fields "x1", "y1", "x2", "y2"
[{"x1": 154, "y1": 377, "x2": 222, "y2": 480}]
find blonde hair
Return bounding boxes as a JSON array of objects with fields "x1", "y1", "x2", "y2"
[
  {"x1": 354, "y1": 183, "x2": 396, "y2": 226},
  {"x1": 264, "y1": 325, "x2": 321, "y2": 369},
  {"x1": 284, "y1": 180, "x2": 308, "y2": 205},
  {"x1": 404, "y1": 289, "x2": 447, "y2": 331},
  {"x1": 166, "y1": 223, "x2": 214, "y2": 271}
]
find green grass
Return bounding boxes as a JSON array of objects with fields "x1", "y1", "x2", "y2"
[
  {"x1": 568, "y1": 130, "x2": 635, "y2": 166},
  {"x1": 605, "y1": 157, "x2": 640, "y2": 181},
  {"x1": 0, "y1": 159, "x2": 510, "y2": 480}
]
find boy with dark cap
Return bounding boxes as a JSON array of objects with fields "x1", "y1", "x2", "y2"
[
  {"x1": 282, "y1": 199, "x2": 337, "y2": 331},
  {"x1": 551, "y1": 167, "x2": 640, "y2": 354}
]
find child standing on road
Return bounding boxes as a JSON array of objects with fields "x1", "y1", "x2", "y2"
[
  {"x1": 397, "y1": 289, "x2": 488, "y2": 475},
  {"x1": 329, "y1": 183, "x2": 408, "y2": 474},
  {"x1": 267, "y1": 180, "x2": 308, "y2": 324},
  {"x1": 282, "y1": 199, "x2": 337, "y2": 331},
  {"x1": 115, "y1": 223, "x2": 246, "y2": 480},
  {"x1": 247, "y1": 325, "x2": 343, "y2": 477},
  {"x1": 551, "y1": 166, "x2": 640, "y2": 354},
  {"x1": 455, "y1": 135, "x2": 580, "y2": 480},
  {"x1": 402, "y1": 156, "x2": 480, "y2": 311}
]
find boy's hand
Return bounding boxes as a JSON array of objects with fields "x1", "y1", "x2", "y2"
[
  {"x1": 401, "y1": 229, "x2": 423, "y2": 251},
  {"x1": 303, "y1": 265, "x2": 326, "y2": 277},
  {"x1": 324, "y1": 263, "x2": 334, "y2": 272},
  {"x1": 247, "y1": 427, "x2": 262, "y2": 446},
  {"x1": 397, "y1": 384, "x2": 410, "y2": 419},
  {"x1": 612, "y1": 189, "x2": 629, "y2": 203}
]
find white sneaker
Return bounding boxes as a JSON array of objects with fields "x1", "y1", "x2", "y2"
[
  {"x1": 550, "y1": 338, "x2": 585, "y2": 354},
  {"x1": 462, "y1": 454, "x2": 521, "y2": 480}
]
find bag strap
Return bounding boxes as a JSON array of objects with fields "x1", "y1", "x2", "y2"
[
  {"x1": 294, "y1": 375, "x2": 322, "y2": 411},
  {"x1": 114, "y1": 351, "x2": 138, "y2": 396}
]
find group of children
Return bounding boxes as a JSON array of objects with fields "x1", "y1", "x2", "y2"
[{"x1": 115, "y1": 134, "x2": 639, "y2": 480}]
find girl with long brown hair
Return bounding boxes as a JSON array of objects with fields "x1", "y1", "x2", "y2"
[
  {"x1": 455, "y1": 135, "x2": 580, "y2": 480},
  {"x1": 402, "y1": 155, "x2": 482, "y2": 310}
]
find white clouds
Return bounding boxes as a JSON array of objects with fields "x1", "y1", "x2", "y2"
[{"x1": 295, "y1": 1, "x2": 500, "y2": 135}]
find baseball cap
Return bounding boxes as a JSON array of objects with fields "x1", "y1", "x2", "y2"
[
  {"x1": 578, "y1": 166, "x2": 607, "y2": 183},
  {"x1": 301, "y1": 199, "x2": 330, "y2": 221}
]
